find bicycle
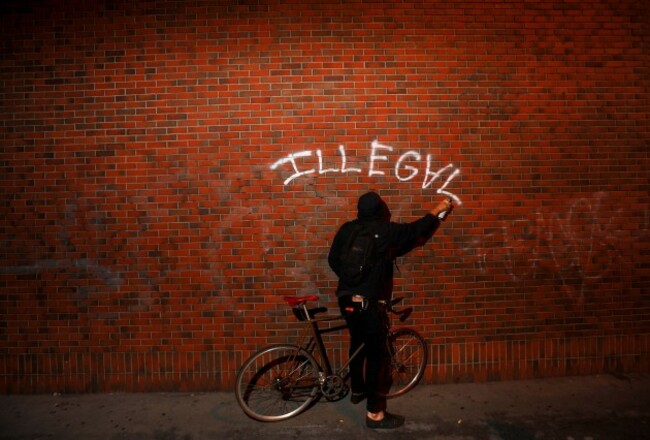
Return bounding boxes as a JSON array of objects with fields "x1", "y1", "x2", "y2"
[{"x1": 235, "y1": 295, "x2": 428, "y2": 422}]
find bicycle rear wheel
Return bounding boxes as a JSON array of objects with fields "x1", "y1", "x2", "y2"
[
  {"x1": 384, "y1": 328, "x2": 427, "y2": 398},
  {"x1": 235, "y1": 344, "x2": 321, "y2": 422}
]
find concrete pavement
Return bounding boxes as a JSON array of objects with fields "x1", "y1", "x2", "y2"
[{"x1": 1, "y1": 374, "x2": 649, "y2": 440}]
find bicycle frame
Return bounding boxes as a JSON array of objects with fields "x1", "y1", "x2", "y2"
[
  {"x1": 289, "y1": 296, "x2": 363, "y2": 379},
  {"x1": 286, "y1": 294, "x2": 414, "y2": 381}
]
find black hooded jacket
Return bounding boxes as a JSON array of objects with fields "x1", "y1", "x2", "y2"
[{"x1": 328, "y1": 192, "x2": 440, "y2": 300}]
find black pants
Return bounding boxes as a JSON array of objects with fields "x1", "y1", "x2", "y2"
[{"x1": 338, "y1": 295, "x2": 390, "y2": 413}]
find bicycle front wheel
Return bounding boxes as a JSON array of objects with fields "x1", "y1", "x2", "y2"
[
  {"x1": 384, "y1": 328, "x2": 428, "y2": 398},
  {"x1": 235, "y1": 344, "x2": 321, "y2": 422}
]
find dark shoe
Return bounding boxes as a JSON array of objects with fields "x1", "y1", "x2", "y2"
[
  {"x1": 366, "y1": 412, "x2": 405, "y2": 429},
  {"x1": 350, "y1": 392, "x2": 366, "y2": 404}
]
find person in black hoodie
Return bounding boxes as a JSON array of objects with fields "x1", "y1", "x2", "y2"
[{"x1": 328, "y1": 191, "x2": 452, "y2": 429}]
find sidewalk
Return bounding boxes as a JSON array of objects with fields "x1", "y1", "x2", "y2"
[{"x1": 1, "y1": 374, "x2": 649, "y2": 440}]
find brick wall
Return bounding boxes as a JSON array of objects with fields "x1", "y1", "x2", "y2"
[{"x1": 1, "y1": 0, "x2": 648, "y2": 393}]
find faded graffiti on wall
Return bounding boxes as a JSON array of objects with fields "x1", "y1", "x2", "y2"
[{"x1": 458, "y1": 192, "x2": 648, "y2": 301}]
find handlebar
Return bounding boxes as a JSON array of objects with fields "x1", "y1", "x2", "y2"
[{"x1": 386, "y1": 297, "x2": 413, "y2": 323}]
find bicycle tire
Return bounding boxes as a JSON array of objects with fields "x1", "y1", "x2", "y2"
[
  {"x1": 383, "y1": 328, "x2": 428, "y2": 398},
  {"x1": 235, "y1": 344, "x2": 321, "y2": 422}
]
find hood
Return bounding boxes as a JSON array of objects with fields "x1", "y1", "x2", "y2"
[{"x1": 357, "y1": 191, "x2": 391, "y2": 221}]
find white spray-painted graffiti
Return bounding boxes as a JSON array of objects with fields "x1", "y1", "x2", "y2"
[{"x1": 270, "y1": 139, "x2": 463, "y2": 204}]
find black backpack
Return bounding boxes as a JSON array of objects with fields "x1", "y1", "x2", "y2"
[{"x1": 339, "y1": 221, "x2": 379, "y2": 286}]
